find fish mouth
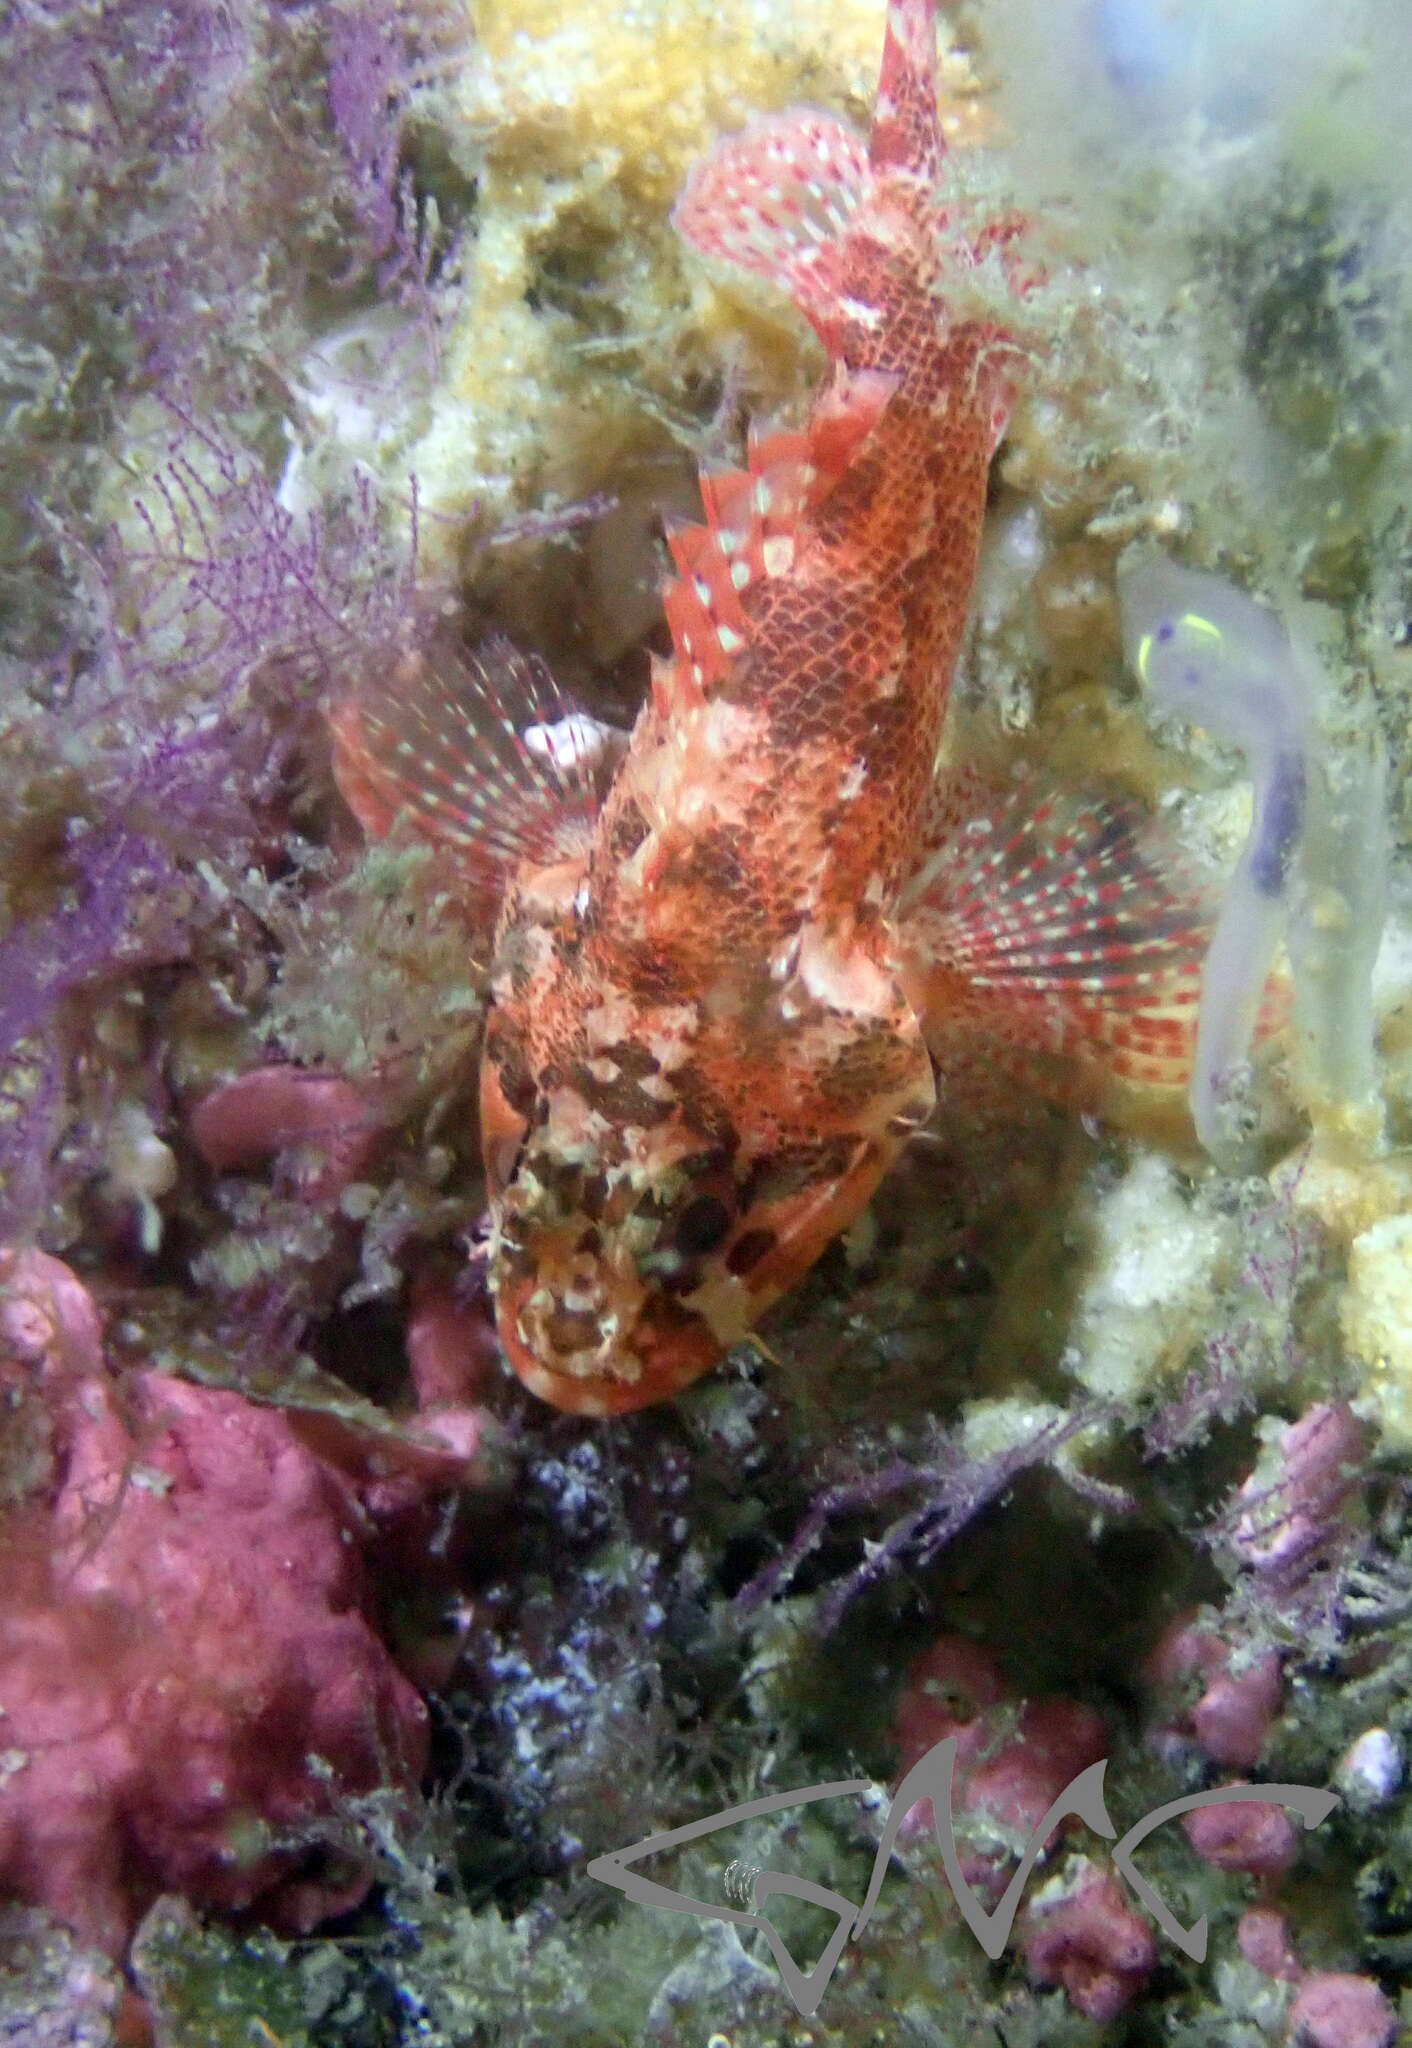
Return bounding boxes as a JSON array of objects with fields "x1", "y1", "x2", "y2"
[
  {"x1": 491, "y1": 1132, "x2": 908, "y2": 1413},
  {"x1": 493, "y1": 1267, "x2": 725, "y2": 1415}
]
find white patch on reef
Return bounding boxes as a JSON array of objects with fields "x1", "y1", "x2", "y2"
[
  {"x1": 960, "y1": 1395, "x2": 1069, "y2": 1466},
  {"x1": 1063, "y1": 1154, "x2": 1234, "y2": 1403},
  {"x1": 1344, "y1": 1212, "x2": 1412, "y2": 1449},
  {"x1": 1336, "y1": 1728, "x2": 1404, "y2": 1812},
  {"x1": 523, "y1": 711, "x2": 616, "y2": 773}
]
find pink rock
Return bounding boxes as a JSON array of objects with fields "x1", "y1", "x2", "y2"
[
  {"x1": 1192, "y1": 1660, "x2": 1285, "y2": 1770},
  {"x1": 189, "y1": 1066, "x2": 384, "y2": 1201},
  {"x1": 417, "y1": 1404, "x2": 485, "y2": 1463},
  {"x1": 1022, "y1": 1863, "x2": 1157, "y2": 2022},
  {"x1": 965, "y1": 1699, "x2": 1110, "y2": 1844},
  {"x1": 278, "y1": 1340, "x2": 513, "y2": 1557},
  {"x1": 1288, "y1": 1972, "x2": 1399, "y2": 2048},
  {"x1": 1238, "y1": 1906, "x2": 1302, "y2": 1982},
  {"x1": 1232, "y1": 1403, "x2": 1369, "y2": 1575},
  {"x1": 1183, "y1": 1792, "x2": 1299, "y2": 1877},
  {"x1": 893, "y1": 1636, "x2": 1013, "y2": 1845},
  {"x1": 284, "y1": 1397, "x2": 486, "y2": 1499},
  {"x1": 406, "y1": 1270, "x2": 499, "y2": 1409},
  {"x1": 894, "y1": 1634, "x2": 1008, "y2": 1753},
  {"x1": 0, "y1": 1245, "x2": 105, "y2": 1380},
  {"x1": 1146, "y1": 1615, "x2": 1283, "y2": 1769},
  {"x1": 0, "y1": 1260, "x2": 430, "y2": 1958},
  {"x1": 892, "y1": 1635, "x2": 1108, "y2": 1885},
  {"x1": 354, "y1": 1401, "x2": 499, "y2": 1528}
]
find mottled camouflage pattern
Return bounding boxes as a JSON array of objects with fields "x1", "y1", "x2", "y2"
[{"x1": 333, "y1": 0, "x2": 1209, "y2": 1413}]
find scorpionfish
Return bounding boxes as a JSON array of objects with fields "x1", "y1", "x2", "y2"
[{"x1": 331, "y1": 0, "x2": 1209, "y2": 1415}]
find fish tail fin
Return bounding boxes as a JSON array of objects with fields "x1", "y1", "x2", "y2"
[
  {"x1": 673, "y1": 0, "x2": 943, "y2": 314},
  {"x1": 895, "y1": 775, "x2": 1216, "y2": 1096},
  {"x1": 328, "y1": 635, "x2": 604, "y2": 903},
  {"x1": 871, "y1": 0, "x2": 943, "y2": 182}
]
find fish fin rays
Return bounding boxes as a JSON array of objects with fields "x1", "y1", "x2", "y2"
[
  {"x1": 329, "y1": 635, "x2": 607, "y2": 900},
  {"x1": 673, "y1": 109, "x2": 871, "y2": 333},
  {"x1": 896, "y1": 776, "x2": 1218, "y2": 1092}
]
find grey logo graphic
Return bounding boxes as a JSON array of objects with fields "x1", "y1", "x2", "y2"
[{"x1": 587, "y1": 1735, "x2": 1338, "y2": 2019}]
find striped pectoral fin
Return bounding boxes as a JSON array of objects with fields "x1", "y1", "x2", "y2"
[
  {"x1": 896, "y1": 779, "x2": 1222, "y2": 1093},
  {"x1": 328, "y1": 634, "x2": 608, "y2": 900}
]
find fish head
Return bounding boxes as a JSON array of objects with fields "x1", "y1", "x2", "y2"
[
  {"x1": 481, "y1": 968, "x2": 936, "y2": 1415},
  {"x1": 486, "y1": 1111, "x2": 908, "y2": 1417}
]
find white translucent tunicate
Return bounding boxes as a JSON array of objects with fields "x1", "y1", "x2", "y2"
[
  {"x1": 1118, "y1": 557, "x2": 1385, "y2": 1156},
  {"x1": 987, "y1": 0, "x2": 1412, "y2": 218},
  {"x1": 1291, "y1": 717, "x2": 1387, "y2": 1138},
  {"x1": 1086, "y1": 0, "x2": 1320, "y2": 139}
]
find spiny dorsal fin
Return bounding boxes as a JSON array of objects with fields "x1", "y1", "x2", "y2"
[
  {"x1": 660, "y1": 369, "x2": 896, "y2": 699},
  {"x1": 329, "y1": 635, "x2": 605, "y2": 904}
]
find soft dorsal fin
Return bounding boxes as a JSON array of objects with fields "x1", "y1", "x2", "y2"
[
  {"x1": 673, "y1": 108, "x2": 870, "y2": 338},
  {"x1": 329, "y1": 635, "x2": 605, "y2": 904},
  {"x1": 659, "y1": 369, "x2": 896, "y2": 702}
]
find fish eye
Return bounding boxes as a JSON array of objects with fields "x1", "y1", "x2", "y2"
[{"x1": 672, "y1": 1192, "x2": 733, "y2": 1255}]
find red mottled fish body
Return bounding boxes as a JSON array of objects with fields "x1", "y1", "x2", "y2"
[{"x1": 332, "y1": 0, "x2": 1210, "y2": 1413}]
